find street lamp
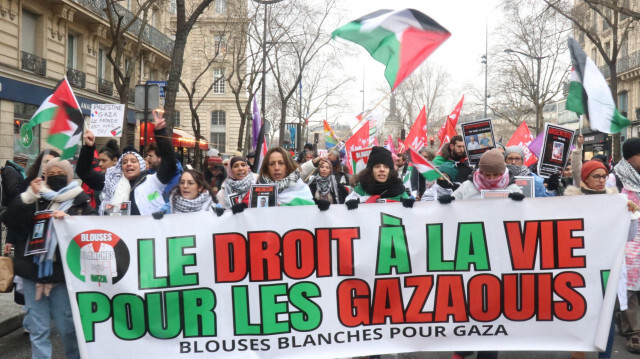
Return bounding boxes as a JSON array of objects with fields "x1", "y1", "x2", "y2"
[
  {"x1": 504, "y1": 48, "x2": 549, "y2": 134},
  {"x1": 252, "y1": 0, "x2": 285, "y2": 129}
]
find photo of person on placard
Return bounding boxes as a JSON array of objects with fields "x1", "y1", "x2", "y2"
[
  {"x1": 466, "y1": 135, "x2": 482, "y2": 150},
  {"x1": 258, "y1": 196, "x2": 268, "y2": 208},
  {"x1": 552, "y1": 141, "x2": 564, "y2": 161}
]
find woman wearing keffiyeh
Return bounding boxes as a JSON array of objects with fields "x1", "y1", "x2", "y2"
[
  {"x1": 308, "y1": 158, "x2": 348, "y2": 204},
  {"x1": 217, "y1": 156, "x2": 258, "y2": 208},
  {"x1": 256, "y1": 147, "x2": 314, "y2": 207}
]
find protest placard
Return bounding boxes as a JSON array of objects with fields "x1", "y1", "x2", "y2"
[
  {"x1": 53, "y1": 196, "x2": 629, "y2": 358},
  {"x1": 514, "y1": 176, "x2": 535, "y2": 198},
  {"x1": 460, "y1": 119, "x2": 495, "y2": 166},
  {"x1": 537, "y1": 123, "x2": 575, "y2": 178},
  {"x1": 90, "y1": 104, "x2": 125, "y2": 137}
]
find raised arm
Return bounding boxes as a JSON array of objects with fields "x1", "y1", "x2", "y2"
[
  {"x1": 76, "y1": 129, "x2": 105, "y2": 191},
  {"x1": 153, "y1": 113, "x2": 177, "y2": 184}
]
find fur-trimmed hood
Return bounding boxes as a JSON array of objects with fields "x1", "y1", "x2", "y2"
[{"x1": 563, "y1": 185, "x2": 618, "y2": 196}]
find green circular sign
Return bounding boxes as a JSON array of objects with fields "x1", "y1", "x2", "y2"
[{"x1": 19, "y1": 124, "x2": 33, "y2": 147}]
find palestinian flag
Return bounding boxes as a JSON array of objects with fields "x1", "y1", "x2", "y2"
[
  {"x1": 20, "y1": 77, "x2": 84, "y2": 159},
  {"x1": 566, "y1": 37, "x2": 629, "y2": 134},
  {"x1": 277, "y1": 180, "x2": 315, "y2": 206},
  {"x1": 332, "y1": 9, "x2": 450, "y2": 90},
  {"x1": 407, "y1": 147, "x2": 440, "y2": 181}
]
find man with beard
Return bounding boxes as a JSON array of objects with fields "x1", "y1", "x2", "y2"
[{"x1": 433, "y1": 135, "x2": 472, "y2": 184}]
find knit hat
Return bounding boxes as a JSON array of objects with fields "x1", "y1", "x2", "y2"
[
  {"x1": 13, "y1": 153, "x2": 29, "y2": 163},
  {"x1": 478, "y1": 148, "x2": 506, "y2": 174},
  {"x1": 623, "y1": 138, "x2": 640, "y2": 160},
  {"x1": 437, "y1": 161, "x2": 458, "y2": 180},
  {"x1": 43, "y1": 158, "x2": 74, "y2": 185},
  {"x1": 581, "y1": 160, "x2": 608, "y2": 182},
  {"x1": 367, "y1": 146, "x2": 394, "y2": 170},
  {"x1": 504, "y1": 146, "x2": 525, "y2": 161}
]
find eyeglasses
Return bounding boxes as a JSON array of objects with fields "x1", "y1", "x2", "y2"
[
  {"x1": 505, "y1": 156, "x2": 523, "y2": 164},
  {"x1": 590, "y1": 174, "x2": 608, "y2": 180}
]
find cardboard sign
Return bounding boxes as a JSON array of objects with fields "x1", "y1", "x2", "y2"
[
  {"x1": 249, "y1": 184, "x2": 277, "y2": 208},
  {"x1": 460, "y1": 118, "x2": 495, "y2": 166},
  {"x1": 537, "y1": 124, "x2": 575, "y2": 178},
  {"x1": 514, "y1": 176, "x2": 535, "y2": 198},
  {"x1": 90, "y1": 104, "x2": 125, "y2": 137},
  {"x1": 100, "y1": 202, "x2": 131, "y2": 216}
]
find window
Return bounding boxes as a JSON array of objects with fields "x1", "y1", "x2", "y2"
[
  {"x1": 619, "y1": 91, "x2": 629, "y2": 118},
  {"x1": 213, "y1": 68, "x2": 225, "y2": 94},
  {"x1": 210, "y1": 110, "x2": 226, "y2": 152},
  {"x1": 67, "y1": 34, "x2": 77, "y2": 69},
  {"x1": 169, "y1": 0, "x2": 177, "y2": 14},
  {"x1": 604, "y1": 42, "x2": 611, "y2": 59},
  {"x1": 21, "y1": 10, "x2": 37, "y2": 55},
  {"x1": 173, "y1": 111, "x2": 180, "y2": 127},
  {"x1": 215, "y1": 0, "x2": 227, "y2": 15},
  {"x1": 214, "y1": 35, "x2": 227, "y2": 56},
  {"x1": 98, "y1": 47, "x2": 107, "y2": 79},
  {"x1": 14, "y1": 102, "x2": 40, "y2": 164},
  {"x1": 591, "y1": 48, "x2": 597, "y2": 64}
]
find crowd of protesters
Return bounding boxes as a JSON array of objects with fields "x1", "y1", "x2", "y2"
[{"x1": 2, "y1": 112, "x2": 640, "y2": 359}]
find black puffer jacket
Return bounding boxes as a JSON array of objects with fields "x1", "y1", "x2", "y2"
[{"x1": 12, "y1": 191, "x2": 96, "y2": 283}]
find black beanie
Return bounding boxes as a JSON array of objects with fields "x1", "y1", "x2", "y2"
[
  {"x1": 623, "y1": 138, "x2": 640, "y2": 160},
  {"x1": 367, "y1": 146, "x2": 394, "y2": 170}
]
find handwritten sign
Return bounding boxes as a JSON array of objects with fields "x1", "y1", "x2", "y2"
[{"x1": 90, "y1": 104, "x2": 125, "y2": 137}]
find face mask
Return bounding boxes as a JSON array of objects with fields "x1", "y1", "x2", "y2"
[{"x1": 47, "y1": 175, "x2": 68, "y2": 192}]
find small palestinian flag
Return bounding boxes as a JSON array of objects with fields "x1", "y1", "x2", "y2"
[
  {"x1": 20, "y1": 77, "x2": 84, "y2": 159},
  {"x1": 407, "y1": 147, "x2": 441, "y2": 181},
  {"x1": 332, "y1": 9, "x2": 450, "y2": 90},
  {"x1": 566, "y1": 37, "x2": 629, "y2": 134}
]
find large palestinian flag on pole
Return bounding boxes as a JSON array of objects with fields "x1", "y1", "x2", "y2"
[
  {"x1": 20, "y1": 77, "x2": 84, "y2": 159},
  {"x1": 566, "y1": 37, "x2": 629, "y2": 134},
  {"x1": 332, "y1": 9, "x2": 450, "y2": 90}
]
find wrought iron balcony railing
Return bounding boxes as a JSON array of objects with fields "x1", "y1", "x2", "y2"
[
  {"x1": 71, "y1": 0, "x2": 174, "y2": 55},
  {"x1": 20, "y1": 51, "x2": 46, "y2": 76},
  {"x1": 98, "y1": 78, "x2": 114, "y2": 96},
  {"x1": 598, "y1": 50, "x2": 640, "y2": 79},
  {"x1": 66, "y1": 67, "x2": 86, "y2": 88}
]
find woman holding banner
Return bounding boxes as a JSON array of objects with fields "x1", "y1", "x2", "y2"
[
  {"x1": 217, "y1": 156, "x2": 258, "y2": 209},
  {"x1": 308, "y1": 158, "x2": 348, "y2": 205},
  {"x1": 151, "y1": 169, "x2": 224, "y2": 218},
  {"x1": 14, "y1": 158, "x2": 97, "y2": 359},
  {"x1": 344, "y1": 146, "x2": 414, "y2": 209}
]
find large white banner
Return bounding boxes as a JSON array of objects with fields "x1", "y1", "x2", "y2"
[{"x1": 53, "y1": 195, "x2": 630, "y2": 359}]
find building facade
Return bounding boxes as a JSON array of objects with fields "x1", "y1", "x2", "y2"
[
  {"x1": 0, "y1": 0, "x2": 173, "y2": 166},
  {"x1": 167, "y1": 0, "x2": 248, "y2": 156}
]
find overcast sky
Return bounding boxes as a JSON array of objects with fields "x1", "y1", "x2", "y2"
[{"x1": 326, "y1": 0, "x2": 503, "y2": 127}]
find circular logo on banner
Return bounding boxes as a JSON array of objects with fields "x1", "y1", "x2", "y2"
[{"x1": 66, "y1": 229, "x2": 130, "y2": 285}]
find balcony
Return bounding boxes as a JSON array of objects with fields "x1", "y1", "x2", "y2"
[
  {"x1": 71, "y1": 0, "x2": 174, "y2": 55},
  {"x1": 20, "y1": 51, "x2": 46, "y2": 76},
  {"x1": 66, "y1": 67, "x2": 86, "y2": 88},
  {"x1": 98, "y1": 78, "x2": 114, "y2": 96},
  {"x1": 599, "y1": 50, "x2": 640, "y2": 79}
]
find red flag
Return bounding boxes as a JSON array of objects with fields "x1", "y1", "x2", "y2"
[
  {"x1": 345, "y1": 121, "x2": 371, "y2": 174},
  {"x1": 437, "y1": 95, "x2": 464, "y2": 143},
  {"x1": 404, "y1": 105, "x2": 428, "y2": 151},
  {"x1": 397, "y1": 138, "x2": 406, "y2": 153},
  {"x1": 385, "y1": 134, "x2": 397, "y2": 155},
  {"x1": 436, "y1": 117, "x2": 458, "y2": 155},
  {"x1": 506, "y1": 122, "x2": 537, "y2": 167}
]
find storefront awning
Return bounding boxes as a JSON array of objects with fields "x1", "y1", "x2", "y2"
[{"x1": 140, "y1": 122, "x2": 208, "y2": 150}]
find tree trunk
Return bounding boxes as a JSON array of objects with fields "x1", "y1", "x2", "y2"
[{"x1": 279, "y1": 100, "x2": 288, "y2": 147}]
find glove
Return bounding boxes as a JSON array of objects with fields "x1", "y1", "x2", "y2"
[
  {"x1": 508, "y1": 192, "x2": 525, "y2": 201},
  {"x1": 231, "y1": 202, "x2": 248, "y2": 214},
  {"x1": 345, "y1": 199, "x2": 359, "y2": 210},
  {"x1": 438, "y1": 194, "x2": 455, "y2": 204},
  {"x1": 545, "y1": 174, "x2": 560, "y2": 192},
  {"x1": 316, "y1": 199, "x2": 331, "y2": 211},
  {"x1": 152, "y1": 210, "x2": 165, "y2": 220},
  {"x1": 213, "y1": 207, "x2": 225, "y2": 217},
  {"x1": 402, "y1": 198, "x2": 415, "y2": 208}
]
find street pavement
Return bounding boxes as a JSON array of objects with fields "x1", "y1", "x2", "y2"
[{"x1": 1, "y1": 292, "x2": 639, "y2": 358}]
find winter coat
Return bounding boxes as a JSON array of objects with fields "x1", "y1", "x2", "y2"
[
  {"x1": 308, "y1": 173, "x2": 349, "y2": 204},
  {"x1": 13, "y1": 186, "x2": 96, "y2": 283},
  {"x1": 216, "y1": 173, "x2": 259, "y2": 208}
]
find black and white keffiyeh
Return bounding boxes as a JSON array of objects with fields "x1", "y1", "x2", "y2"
[
  {"x1": 102, "y1": 150, "x2": 146, "y2": 204},
  {"x1": 615, "y1": 158, "x2": 640, "y2": 192},
  {"x1": 259, "y1": 170, "x2": 301, "y2": 192},
  {"x1": 506, "y1": 164, "x2": 530, "y2": 177},
  {"x1": 170, "y1": 189, "x2": 214, "y2": 213}
]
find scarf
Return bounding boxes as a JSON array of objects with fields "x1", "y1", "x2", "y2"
[
  {"x1": 35, "y1": 181, "x2": 84, "y2": 281},
  {"x1": 103, "y1": 151, "x2": 146, "y2": 204},
  {"x1": 8, "y1": 160, "x2": 27, "y2": 179},
  {"x1": 222, "y1": 174, "x2": 254, "y2": 205},
  {"x1": 421, "y1": 182, "x2": 453, "y2": 201},
  {"x1": 259, "y1": 171, "x2": 301, "y2": 192},
  {"x1": 170, "y1": 188, "x2": 213, "y2": 213},
  {"x1": 473, "y1": 169, "x2": 510, "y2": 190},
  {"x1": 506, "y1": 164, "x2": 530, "y2": 177},
  {"x1": 360, "y1": 175, "x2": 406, "y2": 198},
  {"x1": 615, "y1": 159, "x2": 640, "y2": 193},
  {"x1": 312, "y1": 173, "x2": 339, "y2": 203},
  {"x1": 580, "y1": 184, "x2": 606, "y2": 195}
]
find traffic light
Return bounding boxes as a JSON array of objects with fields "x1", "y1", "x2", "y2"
[{"x1": 430, "y1": 136, "x2": 435, "y2": 146}]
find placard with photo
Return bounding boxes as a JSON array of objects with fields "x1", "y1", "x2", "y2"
[
  {"x1": 537, "y1": 123, "x2": 575, "y2": 178},
  {"x1": 25, "y1": 210, "x2": 53, "y2": 256},
  {"x1": 249, "y1": 184, "x2": 278, "y2": 208},
  {"x1": 460, "y1": 118, "x2": 495, "y2": 166},
  {"x1": 100, "y1": 202, "x2": 131, "y2": 216},
  {"x1": 514, "y1": 176, "x2": 535, "y2": 198}
]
